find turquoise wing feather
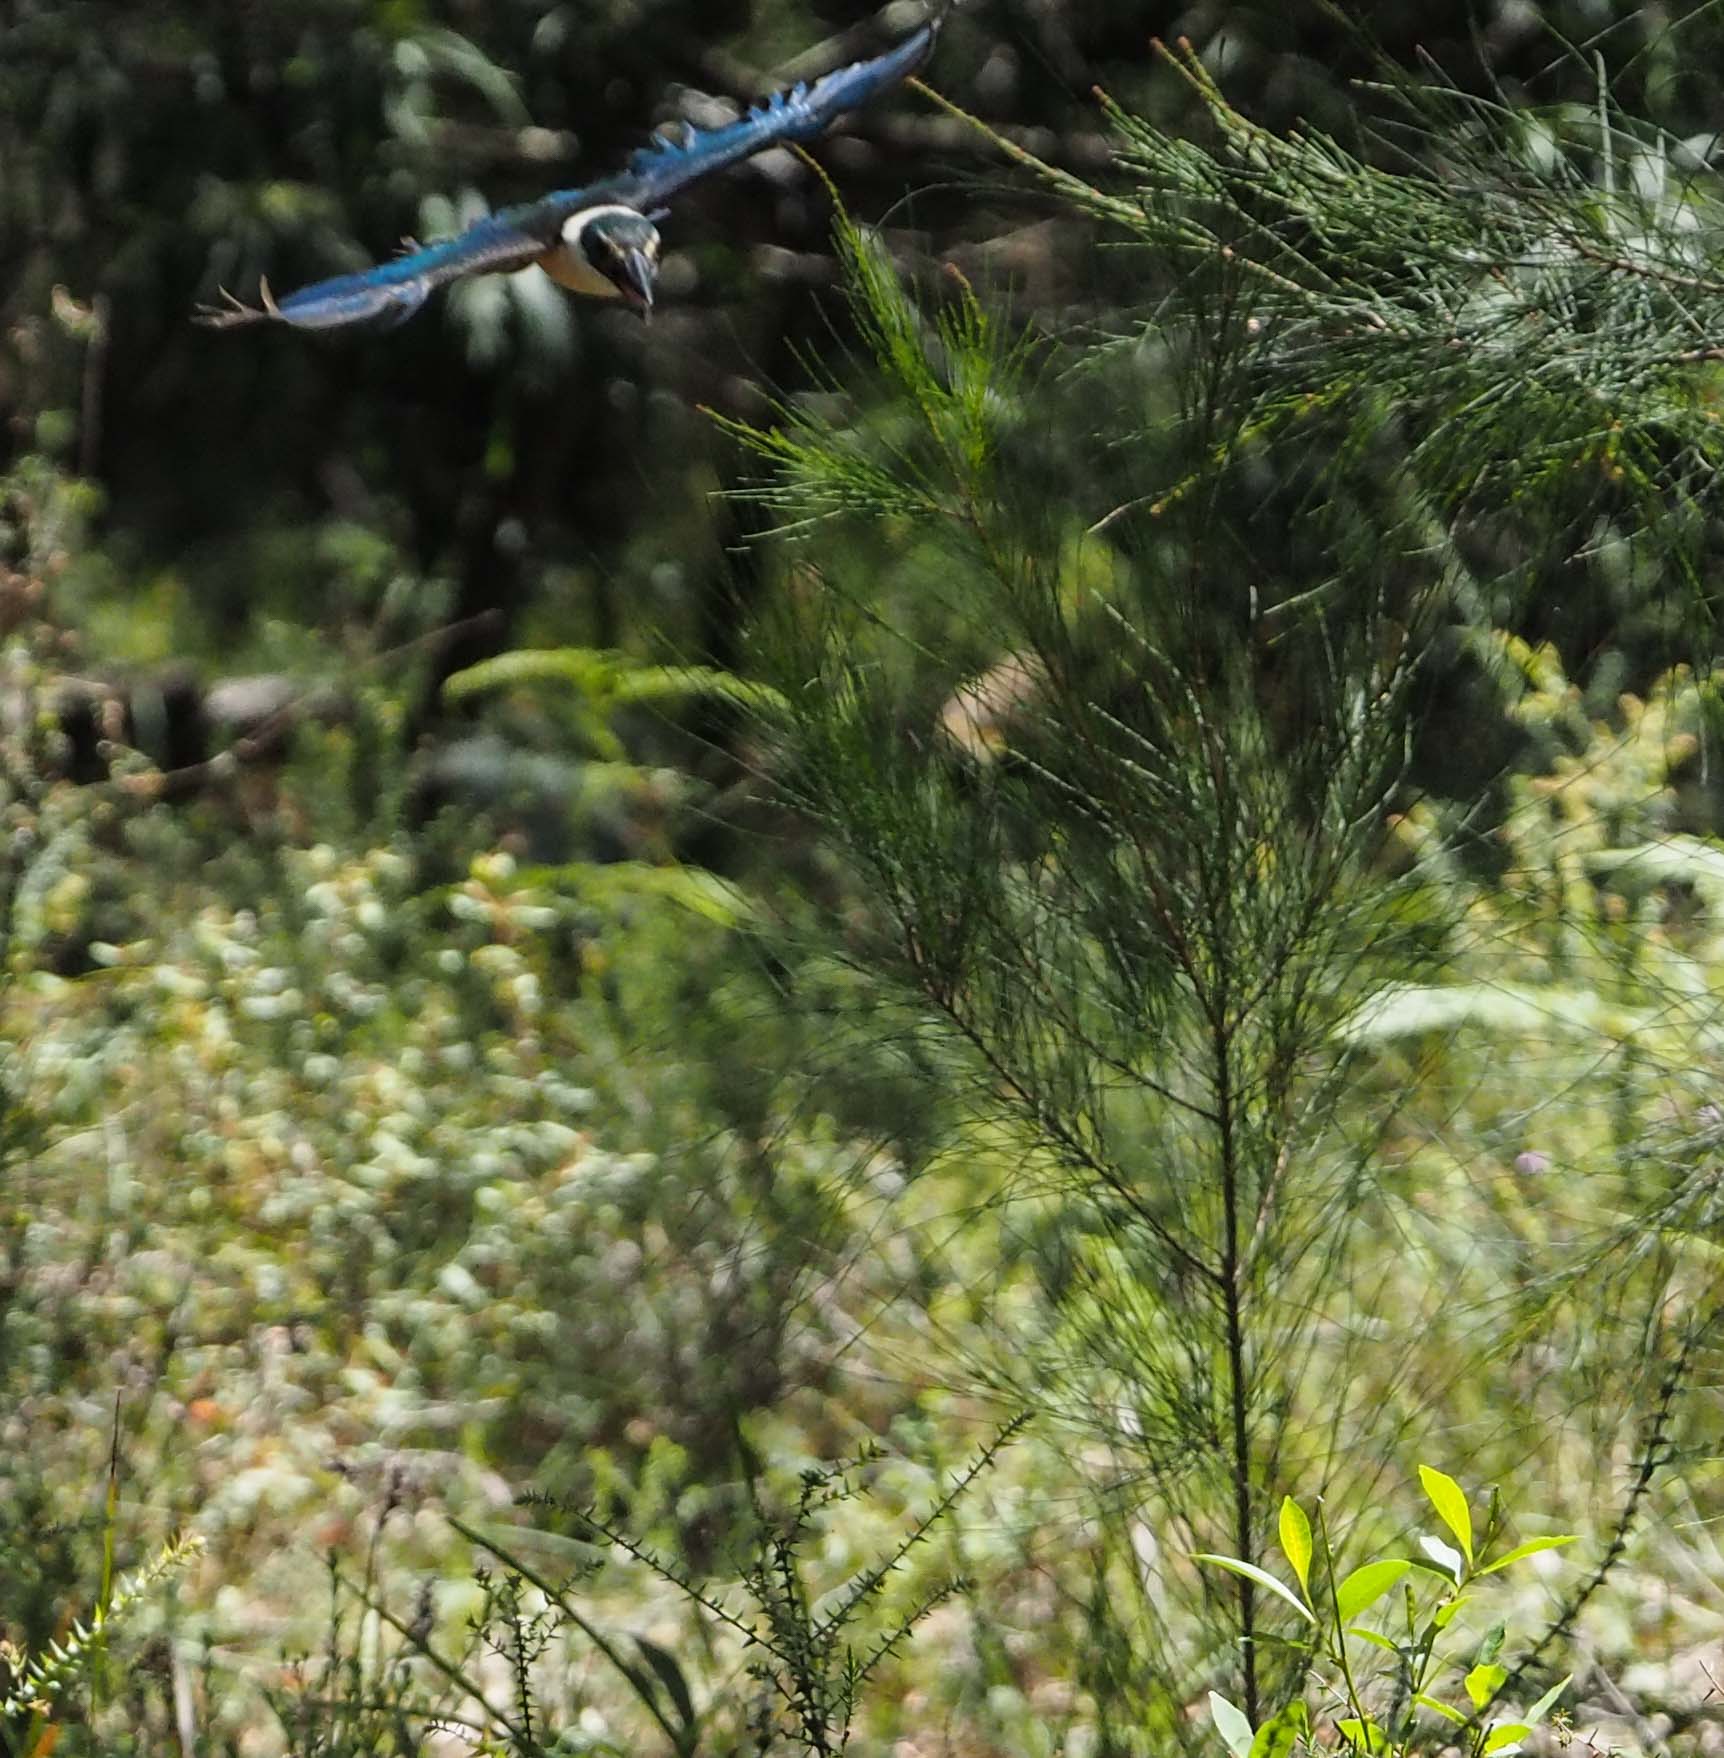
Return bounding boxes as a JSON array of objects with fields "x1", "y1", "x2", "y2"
[
  {"x1": 525, "y1": 18, "x2": 941, "y2": 230},
  {"x1": 197, "y1": 209, "x2": 558, "y2": 330},
  {"x1": 612, "y1": 18, "x2": 939, "y2": 207}
]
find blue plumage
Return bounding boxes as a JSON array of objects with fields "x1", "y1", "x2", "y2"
[
  {"x1": 198, "y1": 14, "x2": 940, "y2": 334},
  {"x1": 609, "y1": 21, "x2": 939, "y2": 210},
  {"x1": 266, "y1": 214, "x2": 547, "y2": 329}
]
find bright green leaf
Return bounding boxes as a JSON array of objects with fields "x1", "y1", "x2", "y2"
[
  {"x1": 1192, "y1": 1555, "x2": 1316, "y2": 1624},
  {"x1": 1336, "y1": 1717, "x2": 1390, "y2": 1753},
  {"x1": 1414, "y1": 1695, "x2": 1468, "y2": 1726},
  {"x1": 1418, "y1": 1466, "x2": 1474, "y2": 1566},
  {"x1": 1432, "y1": 1594, "x2": 1471, "y2": 1628},
  {"x1": 1484, "y1": 1724, "x2": 1531, "y2": 1754},
  {"x1": 611, "y1": 665, "x2": 789, "y2": 715},
  {"x1": 1418, "y1": 1535, "x2": 1463, "y2": 1581},
  {"x1": 1465, "y1": 1663, "x2": 1509, "y2": 1709},
  {"x1": 518, "y1": 861, "x2": 754, "y2": 927},
  {"x1": 1525, "y1": 1674, "x2": 1573, "y2": 1725},
  {"x1": 443, "y1": 645, "x2": 619, "y2": 702},
  {"x1": 1209, "y1": 1691, "x2": 1254, "y2": 1758},
  {"x1": 1250, "y1": 1700, "x2": 1310, "y2": 1758},
  {"x1": 1477, "y1": 1536, "x2": 1577, "y2": 1576},
  {"x1": 443, "y1": 647, "x2": 787, "y2": 717},
  {"x1": 1278, "y1": 1497, "x2": 1313, "y2": 1596},
  {"x1": 1335, "y1": 1558, "x2": 1411, "y2": 1622},
  {"x1": 1346, "y1": 1626, "x2": 1400, "y2": 1654}
]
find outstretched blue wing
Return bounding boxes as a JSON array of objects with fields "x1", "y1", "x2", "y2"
[
  {"x1": 197, "y1": 208, "x2": 558, "y2": 331},
  {"x1": 198, "y1": 12, "x2": 940, "y2": 333},
  {"x1": 600, "y1": 16, "x2": 940, "y2": 210}
]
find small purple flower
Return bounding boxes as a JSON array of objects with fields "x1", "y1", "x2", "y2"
[{"x1": 1514, "y1": 1151, "x2": 1550, "y2": 1176}]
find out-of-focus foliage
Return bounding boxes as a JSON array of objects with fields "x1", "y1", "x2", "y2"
[{"x1": 0, "y1": 477, "x2": 956, "y2": 1745}]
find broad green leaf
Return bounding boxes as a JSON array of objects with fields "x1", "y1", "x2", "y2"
[
  {"x1": 612, "y1": 666, "x2": 789, "y2": 716},
  {"x1": 519, "y1": 861, "x2": 754, "y2": 927},
  {"x1": 1415, "y1": 1695, "x2": 1467, "y2": 1725},
  {"x1": 1432, "y1": 1594, "x2": 1471, "y2": 1628},
  {"x1": 1336, "y1": 1717, "x2": 1390, "y2": 1753},
  {"x1": 1483, "y1": 1724, "x2": 1531, "y2": 1755},
  {"x1": 1250, "y1": 1700, "x2": 1310, "y2": 1758},
  {"x1": 1192, "y1": 1555, "x2": 1316, "y2": 1624},
  {"x1": 1465, "y1": 1662, "x2": 1509, "y2": 1709},
  {"x1": 1475, "y1": 1623, "x2": 1506, "y2": 1665},
  {"x1": 1335, "y1": 1558, "x2": 1411, "y2": 1622},
  {"x1": 1418, "y1": 1467, "x2": 1474, "y2": 1566},
  {"x1": 1418, "y1": 1535, "x2": 1463, "y2": 1581},
  {"x1": 1525, "y1": 1674, "x2": 1572, "y2": 1726},
  {"x1": 410, "y1": 28, "x2": 531, "y2": 124},
  {"x1": 1477, "y1": 1536, "x2": 1576, "y2": 1576},
  {"x1": 611, "y1": 1656, "x2": 664, "y2": 1717},
  {"x1": 1588, "y1": 839, "x2": 1724, "y2": 910},
  {"x1": 1338, "y1": 982, "x2": 1663, "y2": 1047},
  {"x1": 1209, "y1": 1691, "x2": 1254, "y2": 1758},
  {"x1": 1346, "y1": 1626, "x2": 1400, "y2": 1654},
  {"x1": 1278, "y1": 1498, "x2": 1313, "y2": 1596},
  {"x1": 635, "y1": 1637, "x2": 697, "y2": 1734},
  {"x1": 443, "y1": 645, "x2": 624, "y2": 703},
  {"x1": 443, "y1": 647, "x2": 786, "y2": 716}
]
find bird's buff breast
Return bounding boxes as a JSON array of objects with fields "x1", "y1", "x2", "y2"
[
  {"x1": 538, "y1": 243, "x2": 620, "y2": 299},
  {"x1": 536, "y1": 204, "x2": 643, "y2": 300}
]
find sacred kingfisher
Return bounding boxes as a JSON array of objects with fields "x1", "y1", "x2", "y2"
[{"x1": 198, "y1": 13, "x2": 940, "y2": 333}]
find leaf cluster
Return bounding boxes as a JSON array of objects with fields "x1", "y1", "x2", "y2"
[{"x1": 1200, "y1": 1466, "x2": 1575, "y2": 1758}]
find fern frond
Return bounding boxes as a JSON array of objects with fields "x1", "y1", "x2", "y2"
[{"x1": 1, "y1": 1532, "x2": 204, "y2": 1720}]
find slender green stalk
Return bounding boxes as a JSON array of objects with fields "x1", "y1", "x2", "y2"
[{"x1": 1212, "y1": 1023, "x2": 1258, "y2": 1723}]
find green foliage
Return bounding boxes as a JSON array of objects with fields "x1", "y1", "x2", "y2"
[
  {"x1": 0, "y1": 1533, "x2": 203, "y2": 1742},
  {"x1": 444, "y1": 645, "x2": 788, "y2": 761},
  {"x1": 6, "y1": 7, "x2": 1724, "y2": 1755},
  {"x1": 1200, "y1": 1466, "x2": 1575, "y2": 1758},
  {"x1": 1097, "y1": 38, "x2": 1724, "y2": 537},
  {"x1": 539, "y1": 1418, "x2": 1023, "y2": 1756},
  {"x1": 724, "y1": 163, "x2": 1451, "y2": 1738},
  {"x1": 268, "y1": 1425, "x2": 1017, "y2": 1756},
  {"x1": 711, "y1": 47, "x2": 1724, "y2": 1751},
  {"x1": 712, "y1": 216, "x2": 1038, "y2": 531},
  {"x1": 445, "y1": 647, "x2": 787, "y2": 717}
]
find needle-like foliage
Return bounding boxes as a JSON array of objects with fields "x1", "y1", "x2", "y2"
[{"x1": 717, "y1": 41, "x2": 1724, "y2": 1742}]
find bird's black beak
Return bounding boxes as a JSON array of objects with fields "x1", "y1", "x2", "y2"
[{"x1": 618, "y1": 247, "x2": 657, "y2": 319}]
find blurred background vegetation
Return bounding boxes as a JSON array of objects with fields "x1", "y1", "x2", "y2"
[{"x1": 2, "y1": 0, "x2": 1723, "y2": 1753}]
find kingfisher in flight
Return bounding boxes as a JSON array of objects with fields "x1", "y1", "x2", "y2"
[{"x1": 198, "y1": 12, "x2": 940, "y2": 333}]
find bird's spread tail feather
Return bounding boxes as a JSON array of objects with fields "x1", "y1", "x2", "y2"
[{"x1": 192, "y1": 277, "x2": 280, "y2": 329}]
